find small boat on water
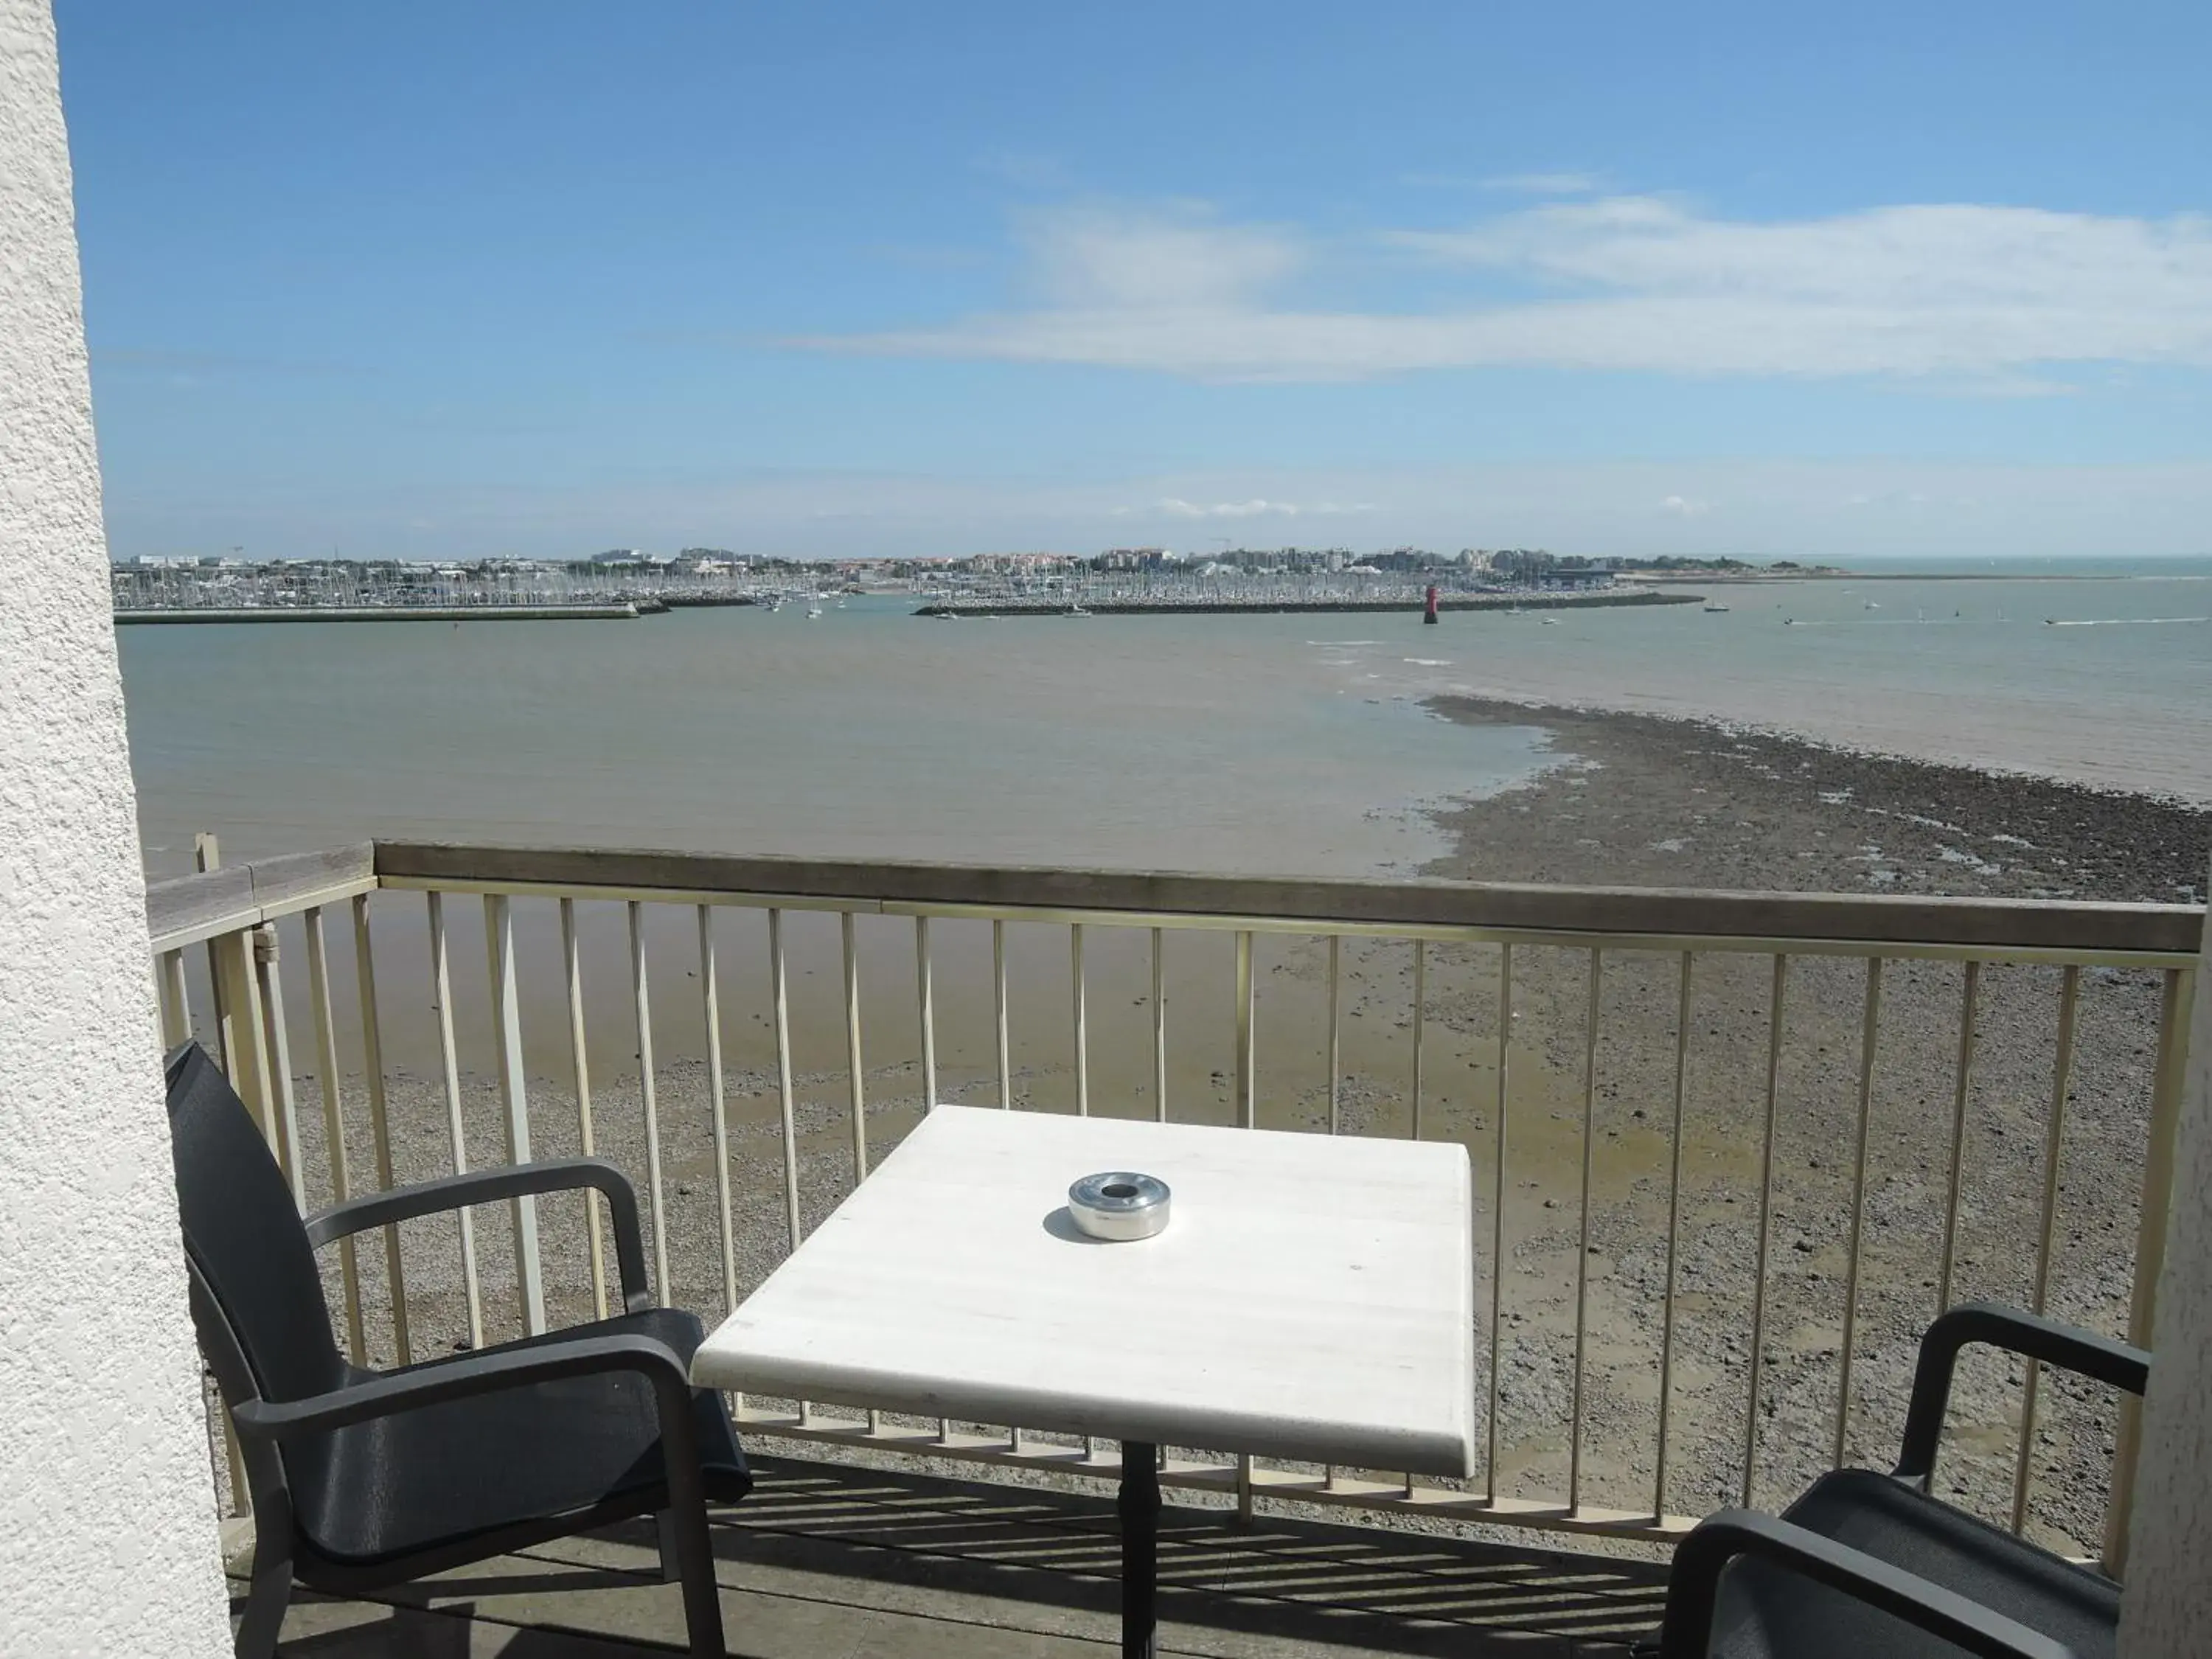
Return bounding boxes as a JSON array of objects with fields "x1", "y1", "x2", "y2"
[
  {"x1": 806, "y1": 598, "x2": 824, "y2": 619},
  {"x1": 1703, "y1": 601, "x2": 1731, "y2": 613}
]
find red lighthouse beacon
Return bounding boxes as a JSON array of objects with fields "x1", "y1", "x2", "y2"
[{"x1": 1422, "y1": 583, "x2": 1440, "y2": 625}]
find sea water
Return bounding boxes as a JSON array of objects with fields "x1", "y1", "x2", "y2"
[{"x1": 117, "y1": 557, "x2": 2212, "y2": 883}]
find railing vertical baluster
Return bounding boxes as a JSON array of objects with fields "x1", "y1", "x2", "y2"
[
  {"x1": 1323, "y1": 931, "x2": 1343, "y2": 1489},
  {"x1": 843, "y1": 911, "x2": 868, "y2": 1178},
  {"x1": 768, "y1": 909, "x2": 801, "y2": 1253},
  {"x1": 2106, "y1": 965, "x2": 2194, "y2": 1573},
  {"x1": 1234, "y1": 926, "x2": 1256, "y2": 1518},
  {"x1": 198, "y1": 850, "x2": 254, "y2": 1524},
  {"x1": 220, "y1": 1414, "x2": 250, "y2": 1524},
  {"x1": 1743, "y1": 953, "x2": 1790, "y2": 1509},
  {"x1": 994, "y1": 919, "x2": 1011, "y2": 1110},
  {"x1": 1071, "y1": 923, "x2": 1089, "y2": 1116},
  {"x1": 221, "y1": 925, "x2": 275, "y2": 1144},
  {"x1": 840, "y1": 910, "x2": 880, "y2": 1435},
  {"x1": 1568, "y1": 947, "x2": 1601, "y2": 1514},
  {"x1": 484, "y1": 894, "x2": 546, "y2": 1335},
  {"x1": 914, "y1": 917, "x2": 947, "y2": 1441},
  {"x1": 915, "y1": 916, "x2": 937, "y2": 1110},
  {"x1": 209, "y1": 894, "x2": 260, "y2": 1526},
  {"x1": 195, "y1": 834, "x2": 234, "y2": 1079},
  {"x1": 1411, "y1": 939, "x2": 1427, "y2": 1141},
  {"x1": 1235, "y1": 930, "x2": 1255, "y2": 1130},
  {"x1": 560, "y1": 898, "x2": 609, "y2": 1321},
  {"x1": 2011, "y1": 964, "x2": 2080, "y2": 1535},
  {"x1": 1403, "y1": 936, "x2": 1433, "y2": 1498},
  {"x1": 628, "y1": 900, "x2": 672, "y2": 1308},
  {"x1": 1834, "y1": 958, "x2": 1885, "y2": 1469},
  {"x1": 352, "y1": 894, "x2": 408, "y2": 1365},
  {"x1": 254, "y1": 925, "x2": 307, "y2": 1209},
  {"x1": 158, "y1": 948, "x2": 192, "y2": 1047},
  {"x1": 428, "y1": 892, "x2": 484, "y2": 1349},
  {"x1": 698, "y1": 906, "x2": 739, "y2": 1319},
  {"x1": 1151, "y1": 927, "x2": 1166, "y2": 1122},
  {"x1": 1937, "y1": 962, "x2": 1980, "y2": 1316},
  {"x1": 1654, "y1": 950, "x2": 1693, "y2": 1521},
  {"x1": 1326, "y1": 936, "x2": 1342, "y2": 1136},
  {"x1": 303, "y1": 908, "x2": 366, "y2": 1361},
  {"x1": 767, "y1": 910, "x2": 815, "y2": 1433},
  {"x1": 1486, "y1": 942, "x2": 1512, "y2": 1506},
  {"x1": 1074, "y1": 925, "x2": 1095, "y2": 1458}
]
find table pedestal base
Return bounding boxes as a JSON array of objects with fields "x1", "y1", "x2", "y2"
[{"x1": 1118, "y1": 1441, "x2": 1161, "y2": 1659}]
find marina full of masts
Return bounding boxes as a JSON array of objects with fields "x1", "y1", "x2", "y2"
[
  {"x1": 111, "y1": 546, "x2": 1762, "y2": 617},
  {"x1": 111, "y1": 552, "x2": 779, "y2": 614}
]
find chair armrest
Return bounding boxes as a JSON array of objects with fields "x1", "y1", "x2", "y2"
[
  {"x1": 1659, "y1": 1510, "x2": 2081, "y2": 1659},
  {"x1": 1895, "y1": 1301, "x2": 2149, "y2": 1483},
  {"x1": 305, "y1": 1158, "x2": 654, "y2": 1314},
  {"x1": 232, "y1": 1332, "x2": 694, "y2": 1440}
]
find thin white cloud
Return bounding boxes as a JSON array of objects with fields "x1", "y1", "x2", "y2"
[
  {"x1": 788, "y1": 197, "x2": 2212, "y2": 386},
  {"x1": 1159, "y1": 498, "x2": 1294, "y2": 519},
  {"x1": 1402, "y1": 170, "x2": 1602, "y2": 193},
  {"x1": 1480, "y1": 170, "x2": 1603, "y2": 194},
  {"x1": 1018, "y1": 204, "x2": 1301, "y2": 310},
  {"x1": 1154, "y1": 497, "x2": 1374, "y2": 519},
  {"x1": 1660, "y1": 495, "x2": 1710, "y2": 517}
]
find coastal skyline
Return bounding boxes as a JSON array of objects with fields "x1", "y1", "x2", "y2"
[{"x1": 59, "y1": 1, "x2": 2212, "y2": 560}]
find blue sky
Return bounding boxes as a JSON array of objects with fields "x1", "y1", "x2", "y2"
[{"x1": 57, "y1": 1, "x2": 2212, "y2": 560}]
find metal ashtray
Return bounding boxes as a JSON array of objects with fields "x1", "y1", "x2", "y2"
[{"x1": 1067, "y1": 1172, "x2": 1171, "y2": 1241}]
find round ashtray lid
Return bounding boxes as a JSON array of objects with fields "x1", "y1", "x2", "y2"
[{"x1": 1067, "y1": 1171, "x2": 1171, "y2": 1241}]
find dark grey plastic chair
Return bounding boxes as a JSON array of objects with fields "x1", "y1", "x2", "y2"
[
  {"x1": 1650, "y1": 1301, "x2": 2143, "y2": 1658},
  {"x1": 166, "y1": 1041, "x2": 748, "y2": 1658}
]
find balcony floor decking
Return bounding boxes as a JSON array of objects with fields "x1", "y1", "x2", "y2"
[{"x1": 237, "y1": 1454, "x2": 1669, "y2": 1658}]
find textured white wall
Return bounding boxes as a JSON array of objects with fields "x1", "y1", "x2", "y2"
[
  {"x1": 2120, "y1": 846, "x2": 2212, "y2": 1655},
  {"x1": 0, "y1": 4, "x2": 235, "y2": 1655}
]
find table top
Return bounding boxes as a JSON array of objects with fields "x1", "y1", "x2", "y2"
[{"x1": 692, "y1": 1105, "x2": 1475, "y2": 1477}]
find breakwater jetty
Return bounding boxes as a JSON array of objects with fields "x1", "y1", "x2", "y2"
[{"x1": 914, "y1": 590, "x2": 1704, "y2": 619}]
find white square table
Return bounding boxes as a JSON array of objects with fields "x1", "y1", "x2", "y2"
[{"x1": 692, "y1": 1103, "x2": 1475, "y2": 1657}]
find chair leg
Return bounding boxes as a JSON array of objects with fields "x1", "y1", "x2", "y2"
[
  {"x1": 655, "y1": 1506, "x2": 681, "y2": 1583},
  {"x1": 665, "y1": 1500, "x2": 726, "y2": 1658},
  {"x1": 232, "y1": 1531, "x2": 292, "y2": 1659}
]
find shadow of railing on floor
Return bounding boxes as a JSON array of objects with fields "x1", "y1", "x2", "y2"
[{"x1": 703, "y1": 1459, "x2": 1669, "y2": 1652}]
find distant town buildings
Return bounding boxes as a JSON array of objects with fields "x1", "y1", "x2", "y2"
[{"x1": 109, "y1": 543, "x2": 1804, "y2": 616}]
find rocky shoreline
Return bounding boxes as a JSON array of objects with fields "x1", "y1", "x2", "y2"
[{"x1": 1422, "y1": 694, "x2": 2208, "y2": 904}]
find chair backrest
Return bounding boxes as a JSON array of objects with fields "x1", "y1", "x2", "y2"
[{"x1": 167, "y1": 1042, "x2": 347, "y2": 1408}]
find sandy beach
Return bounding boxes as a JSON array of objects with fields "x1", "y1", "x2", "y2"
[{"x1": 252, "y1": 695, "x2": 2206, "y2": 1559}]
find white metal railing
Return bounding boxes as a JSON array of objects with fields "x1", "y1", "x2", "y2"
[{"x1": 149, "y1": 840, "x2": 2200, "y2": 1565}]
